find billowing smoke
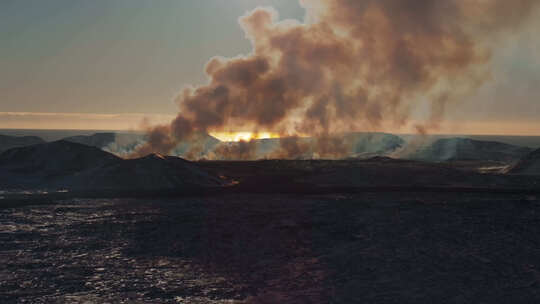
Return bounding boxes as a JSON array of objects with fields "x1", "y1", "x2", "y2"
[
  {"x1": 209, "y1": 140, "x2": 258, "y2": 161},
  {"x1": 133, "y1": 0, "x2": 539, "y2": 159}
]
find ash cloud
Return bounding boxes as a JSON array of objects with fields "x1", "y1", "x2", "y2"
[{"x1": 134, "y1": 0, "x2": 539, "y2": 159}]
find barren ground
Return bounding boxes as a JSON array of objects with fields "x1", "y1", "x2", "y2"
[{"x1": 2, "y1": 192, "x2": 540, "y2": 303}]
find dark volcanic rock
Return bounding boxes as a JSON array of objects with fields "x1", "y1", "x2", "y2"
[
  {"x1": 3, "y1": 194, "x2": 540, "y2": 303},
  {"x1": 509, "y1": 148, "x2": 540, "y2": 175},
  {"x1": 0, "y1": 140, "x2": 121, "y2": 175},
  {"x1": 68, "y1": 153, "x2": 223, "y2": 190},
  {"x1": 0, "y1": 134, "x2": 45, "y2": 152},
  {"x1": 62, "y1": 132, "x2": 116, "y2": 148},
  {"x1": 0, "y1": 141, "x2": 222, "y2": 191},
  {"x1": 0, "y1": 141, "x2": 122, "y2": 189},
  {"x1": 410, "y1": 137, "x2": 531, "y2": 162}
]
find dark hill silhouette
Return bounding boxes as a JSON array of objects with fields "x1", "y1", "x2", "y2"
[
  {"x1": 0, "y1": 134, "x2": 45, "y2": 153},
  {"x1": 0, "y1": 141, "x2": 222, "y2": 191},
  {"x1": 67, "y1": 153, "x2": 223, "y2": 190},
  {"x1": 0, "y1": 140, "x2": 121, "y2": 174},
  {"x1": 409, "y1": 138, "x2": 531, "y2": 162},
  {"x1": 508, "y1": 148, "x2": 540, "y2": 175},
  {"x1": 0, "y1": 140, "x2": 121, "y2": 189},
  {"x1": 62, "y1": 132, "x2": 116, "y2": 148}
]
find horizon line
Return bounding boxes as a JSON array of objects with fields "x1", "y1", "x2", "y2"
[
  {"x1": 1, "y1": 127, "x2": 540, "y2": 138},
  {"x1": 0, "y1": 111, "x2": 539, "y2": 137}
]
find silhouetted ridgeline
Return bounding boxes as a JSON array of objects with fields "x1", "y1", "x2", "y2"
[
  {"x1": 0, "y1": 141, "x2": 223, "y2": 191},
  {"x1": 62, "y1": 132, "x2": 116, "y2": 148},
  {"x1": 509, "y1": 148, "x2": 540, "y2": 175},
  {"x1": 408, "y1": 138, "x2": 531, "y2": 162},
  {"x1": 0, "y1": 134, "x2": 45, "y2": 153}
]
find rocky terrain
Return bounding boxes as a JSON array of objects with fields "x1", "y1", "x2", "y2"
[
  {"x1": 2, "y1": 193, "x2": 540, "y2": 303},
  {"x1": 197, "y1": 157, "x2": 540, "y2": 192},
  {"x1": 2, "y1": 140, "x2": 540, "y2": 199}
]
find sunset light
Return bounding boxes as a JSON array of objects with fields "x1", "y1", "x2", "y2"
[
  {"x1": 210, "y1": 132, "x2": 281, "y2": 142},
  {"x1": 2, "y1": 1, "x2": 540, "y2": 301}
]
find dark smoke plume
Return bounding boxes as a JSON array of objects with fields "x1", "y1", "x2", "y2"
[{"x1": 134, "y1": 0, "x2": 538, "y2": 159}]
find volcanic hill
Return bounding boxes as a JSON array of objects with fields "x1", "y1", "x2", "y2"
[
  {"x1": 409, "y1": 137, "x2": 531, "y2": 162},
  {"x1": 509, "y1": 148, "x2": 540, "y2": 175},
  {"x1": 0, "y1": 141, "x2": 222, "y2": 191},
  {"x1": 0, "y1": 134, "x2": 45, "y2": 153}
]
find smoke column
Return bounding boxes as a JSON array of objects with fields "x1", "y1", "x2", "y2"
[{"x1": 134, "y1": 0, "x2": 539, "y2": 158}]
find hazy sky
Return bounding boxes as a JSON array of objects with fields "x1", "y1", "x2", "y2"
[
  {"x1": 0, "y1": 0, "x2": 303, "y2": 128},
  {"x1": 0, "y1": 0, "x2": 539, "y2": 134}
]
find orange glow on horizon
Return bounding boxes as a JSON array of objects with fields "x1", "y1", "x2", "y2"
[
  {"x1": 210, "y1": 132, "x2": 281, "y2": 142},
  {"x1": 1, "y1": 112, "x2": 540, "y2": 137}
]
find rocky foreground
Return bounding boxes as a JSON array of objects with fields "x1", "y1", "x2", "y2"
[{"x1": 2, "y1": 193, "x2": 540, "y2": 303}]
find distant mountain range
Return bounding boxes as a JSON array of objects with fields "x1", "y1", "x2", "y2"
[{"x1": 0, "y1": 132, "x2": 536, "y2": 165}]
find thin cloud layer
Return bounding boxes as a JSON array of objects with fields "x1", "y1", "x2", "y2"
[{"x1": 0, "y1": 112, "x2": 175, "y2": 131}]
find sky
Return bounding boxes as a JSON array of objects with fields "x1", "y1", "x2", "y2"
[{"x1": 0, "y1": 0, "x2": 539, "y2": 135}]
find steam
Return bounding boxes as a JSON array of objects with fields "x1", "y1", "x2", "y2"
[
  {"x1": 209, "y1": 140, "x2": 258, "y2": 161},
  {"x1": 133, "y1": 0, "x2": 539, "y2": 159}
]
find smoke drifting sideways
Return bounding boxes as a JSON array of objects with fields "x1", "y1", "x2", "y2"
[{"x1": 133, "y1": 0, "x2": 539, "y2": 160}]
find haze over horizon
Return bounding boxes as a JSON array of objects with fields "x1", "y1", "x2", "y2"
[{"x1": 1, "y1": 0, "x2": 539, "y2": 136}]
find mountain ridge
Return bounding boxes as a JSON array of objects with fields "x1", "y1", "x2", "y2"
[
  {"x1": 0, "y1": 141, "x2": 223, "y2": 191},
  {"x1": 408, "y1": 137, "x2": 531, "y2": 162}
]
